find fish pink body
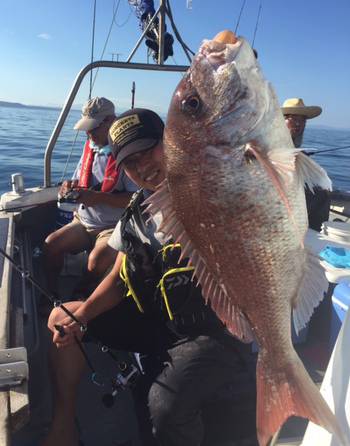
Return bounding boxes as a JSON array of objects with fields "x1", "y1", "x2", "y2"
[{"x1": 145, "y1": 32, "x2": 346, "y2": 445}]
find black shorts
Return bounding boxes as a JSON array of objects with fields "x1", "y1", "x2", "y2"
[{"x1": 83, "y1": 297, "x2": 176, "y2": 354}]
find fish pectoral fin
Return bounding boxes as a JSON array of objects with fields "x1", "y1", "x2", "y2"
[
  {"x1": 247, "y1": 143, "x2": 303, "y2": 246},
  {"x1": 256, "y1": 350, "x2": 347, "y2": 446},
  {"x1": 265, "y1": 146, "x2": 296, "y2": 183},
  {"x1": 246, "y1": 143, "x2": 294, "y2": 212},
  {"x1": 144, "y1": 180, "x2": 254, "y2": 344},
  {"x1": 295, "y1": 151, "x2": 332, "y2": 192},
  {"x1": 247, "y1": 143, "x2": 296, "y2": 183},
  {"x1": 292, "y1": 247, "x2": 329, "y2": 334}
]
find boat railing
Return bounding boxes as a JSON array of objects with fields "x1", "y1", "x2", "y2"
[{"x1": 43, "y1": 60, "x2": 189, "y2": 188}]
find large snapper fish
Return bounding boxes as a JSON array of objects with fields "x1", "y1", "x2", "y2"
[{"x1": 145, "y1": 31, "x2": 347, "y2": 445}]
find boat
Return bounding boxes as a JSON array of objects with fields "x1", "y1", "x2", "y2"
[{"x1": 1, "y1": 2, "x2": 350, "y2": 445}]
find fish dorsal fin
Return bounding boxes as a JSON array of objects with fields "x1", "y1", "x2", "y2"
[
  {"x1": 143, "y1": 180, "x2": 254, "y2": 343},
  {"x1": 295, "y1": 151, "x2": 332, "y2": 192},
  {"x1": 292, "y1": 246, "x2": 329, "y2": 334}
]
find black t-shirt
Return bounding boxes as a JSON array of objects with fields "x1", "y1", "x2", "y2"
[{"x1": 305, "y1": 185, "x2": 331, "y2": 232}]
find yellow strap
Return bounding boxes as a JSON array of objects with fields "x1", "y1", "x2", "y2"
[
  {"x1": 119, "y1": 244, "x2": 193, "y2": 319},
  {"x1": 119, "y1": 255, "x2": 144, "y2": 313},
  {"x1": 158, "y1": 266, "x2": 194, "y2": 320},
  {"x1": 162, "y1": 243, "x2": 181, "y2": 262}
]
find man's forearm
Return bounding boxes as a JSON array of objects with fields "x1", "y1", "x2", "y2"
[{"x1": 77, "y1": 253, "x2": 125, "y2": 322}]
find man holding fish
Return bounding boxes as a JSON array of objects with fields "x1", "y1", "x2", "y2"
[
  {"x1": 43, "y1": 107, "x2": 257, "y2": 446},
  {"x1": 44, "y1": 30, "x2": 348, "y2": 446}
]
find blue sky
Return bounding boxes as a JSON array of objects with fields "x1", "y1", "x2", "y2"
[{"x1": 1, "y1": 0, "x2": 350, "y2": 128}]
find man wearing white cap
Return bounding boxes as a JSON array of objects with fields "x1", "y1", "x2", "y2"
[
  {"x1": 282, "y1": 98, "x2": 330, "y2": 231},
  {"x1": 44, "y1": 97, "x2": 137, "y2": 296}
]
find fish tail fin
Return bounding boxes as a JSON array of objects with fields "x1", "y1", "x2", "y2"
[{"x1": 256, "y1": 351, "x2": 346, "y2": 446}]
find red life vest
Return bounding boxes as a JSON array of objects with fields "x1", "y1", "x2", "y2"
[{"x1": 78, "y1": 140, "x2": 119, "y2": 192}]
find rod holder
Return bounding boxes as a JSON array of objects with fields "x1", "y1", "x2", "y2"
[{"x1": 11, "y1": 173, "x2": 25, "y2": 194}]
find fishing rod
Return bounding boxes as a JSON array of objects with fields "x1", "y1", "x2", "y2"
[
  {"x1": 0, "y1": 246, "x2": 84, "y2": 327},
  {"x1": 89, "y1": 0, "x2": 97, "y2": 99},
  {"x1": 252, "y1": 2, "x2": 262, "y2": 48},
  {"x1": 235, "y1": 0, "x2": 247, "y2": 34},
  {"x1": 0, "y1": 246, "x2": 141, "y2": 404},
  {"x1": 0, "y1": 202, "x2": 49, "y2": 213},
  {"x1": 308, "y1": 144, "x2": 350, "y2": 156}
]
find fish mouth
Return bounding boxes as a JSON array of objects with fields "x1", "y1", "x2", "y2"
[
  {"x1": 195, "y1": 35, "x2": 247, "y2": 127},
  {"x1": 199, "y1": 33, "x2": 242, "y2": 70},
  {"x1": 213, "y1": 30, "x2": 238, "y2": 45},
  {"x1": 197, "y1": 33, "x2": 267, "y2": 136}
]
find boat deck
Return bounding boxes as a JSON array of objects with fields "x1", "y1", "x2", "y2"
[{"x1": 0, "y1": 200, "x2": 347, "y2": 446}]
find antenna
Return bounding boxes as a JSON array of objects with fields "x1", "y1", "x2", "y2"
[
  {"x1": 110, "y1": 52, "x2": 123, "y2": 62},
  {"x1": 131, "y1": 82, "x2": 136, "y2": 109}
]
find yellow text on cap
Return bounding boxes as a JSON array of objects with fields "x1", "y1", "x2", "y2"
[{"x1": 110, "y1": 114, "x2": 140, "y2": 144}]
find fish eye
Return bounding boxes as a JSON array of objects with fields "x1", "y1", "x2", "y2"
[{"x1": 181, "y1": 95, "x2": 202, "y2": 115}]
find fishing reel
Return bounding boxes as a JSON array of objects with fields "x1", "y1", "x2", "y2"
[
  {"x1": 58, "y1": 189, "x2": 80, "y2": 204},
  {"x1": 102, "y1": 357, "x2": 141, "y2": 408}
]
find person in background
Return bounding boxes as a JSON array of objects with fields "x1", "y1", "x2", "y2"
[
  {"x1": 42, "y1": 108, "x2": 257, "y2": 446},
  {"x1": 43, "y1": 97, "x2": 137, "y2": 298},
  {"x1": 282, "y1": 97, "x2": 331, "y2": 231}
]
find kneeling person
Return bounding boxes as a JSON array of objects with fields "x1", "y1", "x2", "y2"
[{"x1": 46, "y1": 108, "x2": 257, "y2": 446}]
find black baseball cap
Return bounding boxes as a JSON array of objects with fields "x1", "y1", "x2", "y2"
[{"x1": 109, "y1": 108, "x2": 164, "y2": 168}]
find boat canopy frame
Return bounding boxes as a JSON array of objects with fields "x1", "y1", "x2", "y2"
[{"x1": 43, "y1": 60, "x2": 189, "y2": 188}]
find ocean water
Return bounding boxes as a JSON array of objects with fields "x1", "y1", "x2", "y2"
[
  {"x1": 0, "y1": 105, "x2": 349, "y2": 195},
  {"x1": 0, "y1": 106, "x2": 85, "y2": 194}
]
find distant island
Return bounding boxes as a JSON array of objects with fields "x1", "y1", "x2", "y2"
[
  {"x1": 307, "y1": 124, "x2": 350, "y2": 132},
  {"x1": 1, "y1": 100, "x2": 348, "y2": 131},
  {"x1": 0, "y1": 100, "x2": 62, "y2": 111}
]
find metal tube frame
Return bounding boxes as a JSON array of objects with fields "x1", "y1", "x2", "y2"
[
  {"x1": 126, "y1": 4, "x2": 162, "y2": 63},
  {"x1": 158, "y1": 0, "x2": 166, "y2": 64},
  {"x1": 43, "y1": 60, "x2": 188, "y2": 187}
]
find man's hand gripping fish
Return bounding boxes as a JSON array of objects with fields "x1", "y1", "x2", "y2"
[{"x1": 145, "y1": 30, "x2": 348, "y2": 445}]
